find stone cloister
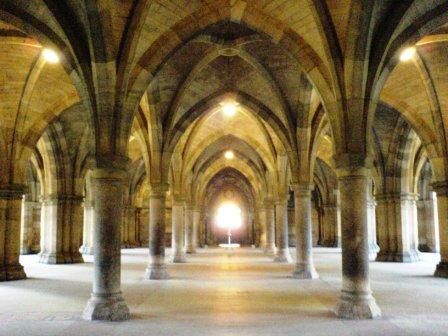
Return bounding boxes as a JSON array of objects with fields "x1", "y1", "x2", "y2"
[{"x1": 1, "y1": 1, "x2": 448, "y2": 334}]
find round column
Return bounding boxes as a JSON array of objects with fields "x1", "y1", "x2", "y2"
[
  {"x1": 264, "y1": 202, "x2": 276, "y2": 255},
  {"x1": 82, "y1": 168, "x2": 130, "y2": 321},
  {"x1": 293, "y1": 184, "x2": 318, "y2": 279},
  {"x1": 433, "y1": 182, "x2": 448, "y2": 277},
  {"x1": 172, "y1": 199, "x2": 187, "y2": 262},
  {"x1": 80, "y1": 200, "x2": 94, "y2": 255},
  {"x1": 185, "y1": 204, "x2": 195, "y2": 253},
  {"x1": 334, "y1": 165, "x2": 381, "y2": 319},
  {"x1": 145, "y1": 183, "x2": 169, "y2": 279},
  {"x1": 0, "y1": 185, "x2": 27, "y2": 281},
  {"x1": 274, "y1": 199, "x2": 292, "y2": 263},
  {"x1": 192, "y1": 208, "x2": 200, "y2": 249}
]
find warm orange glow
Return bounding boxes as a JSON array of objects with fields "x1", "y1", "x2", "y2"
[{"x1": 224, "y1": 150, "x2": 234, "y2": 160}]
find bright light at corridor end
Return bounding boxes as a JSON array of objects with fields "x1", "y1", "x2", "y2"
[
  {"x1": 42, "y1": 48, "x2": 60, "y2": 64},
  {"x1": 400, "y1": 47, "x2": 416, "y2": 62},
  {"x1": 216, "y1": 202, "x2": 242, "y2": 230},
  {"x1": 224, "y1": 150, "x2": 234, "y2": 160}
]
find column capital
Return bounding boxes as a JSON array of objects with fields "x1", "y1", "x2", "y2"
[
  {"x1": 41, "y1": 194, "x2": 84, "y2": 205},
  {"x1": 0, "y1": 184, "x2": 26, "y2": 200},
  {"x1": 432, "y1": 181, "x2": 448, "y2": 196},
  {"x1": 333, "y1": 153, "x2": 372, "y2": 178},
  {"x1": 95, "y1": 155, "x2": 130, "y2": 172},
  {"x1": 149, "y1": 183, "x2": 169, "y2": 197},
  {"x1": 292, "y1": 183, "x2": 313, "y2": 197}
]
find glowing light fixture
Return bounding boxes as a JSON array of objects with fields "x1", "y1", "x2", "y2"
[
  {"x1": 400, "y1": 47, "x2": 416, "y2": 62},
  {"x1": 224, "y1": 150, "x2": 234, "y2": 160},
  {"x1": 221, "y1": 101, "x2": 238, "y2": 117},
  {"x1": 42, "y1": 48, "x2": 60, "y2": 64}
]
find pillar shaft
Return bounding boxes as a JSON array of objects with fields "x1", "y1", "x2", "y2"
[
  {"x1": 293, "y1": 185, "x2": 318, "y2": 279},
  {"x1": 376, "y1": 193, "x2": 420, "y2": 262},
  {"x1": 335, "y1": 168, "x2": 380, "y2": 319},
  {"x1": 0, "y1": 185, "x2": 27, "y2": 281},
  {"x1": 192, "y1": 209, "x2": 200, "y2": 249},
  {"x1": 367, "y1": 198, "x2": 379, "y2": 261},
  {"x1": 80, "y1": 200, "x2": 94, "y2": 255},
  {"x1": 20, "y1": 196, "x2": 40, "y2": 254},
  {"x1": 145, "y1": 184, "x2": 169, "y2": 279},
  {"x1": 172, "y1": 201, "x2": 186, "y2": 262},
  {"x1": 264, "y1": 204, "x2": 276, "y2": 255},
  {"x1": 274, "y1": 199, "x2": 292, "y2": 262},
  {"x1": 39, "y1": 195, "x2": 84, "y2": 264},
  {"x1": 82, "y1": 168, "x2": 130, "y2": 321},
  {"x1": 417, "y1": 194, "x2": 439, "y2": 252},
  {"x1": 433, "y1": 182, "x2": 448, "y2": 277},
  {"x1": 185, "y1": 205, "x2": 195, "y2": 253},
  {"x1": 258, "y1": 207, "x2": 267, "y2": 249}
]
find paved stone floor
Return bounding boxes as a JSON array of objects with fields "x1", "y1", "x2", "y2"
[{"x1": 0, "y1": 247, "x2": 447, "y2": 335}]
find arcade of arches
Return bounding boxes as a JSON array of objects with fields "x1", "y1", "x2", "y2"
[{"x1": 1, "y1": 1, "x2": 448, "y2": 334}]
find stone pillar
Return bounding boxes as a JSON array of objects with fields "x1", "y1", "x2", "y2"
[
  {"x1": 259, "y1": 207, "x2": 267, "y2": 250},
  {"x1": 322, "y1": 204, "x2": 337, "y2": 247},
  {"x1": 418, "y1": 193, "x2": 439, "y2": 252},
  {"x1": 139, "y1": 207, "x2": 149, "y2": 246},
  {"x1": 145, "y1": 184, "x2": 169, "y2": 279},
  {"x1": 367, "y1": 198, "x2": 380, "y2": 261},
  {"x1": 20, "y1": 195, "x2": 40, "y2": 254},
  {"x1": 39, "y1": 194, "x2": 84, "y2": 264},
  {"x1": 80, "y1": 200, "x2": 94, "y2": 255},
  {"x1": 293, "y1": 184, "x2": 318, "y2": 278},
  {"x1": 334, "y1": 165, "x2": 381, "y2": 319},
  {"x1": 192, "y1": 208, "x2": 200, "y2": 249},
  {"x1": 185, "y1": 204, "x2": 195, "y2": 253},
  {"x1": 0, "y1": 185, "x2": 27, "y2": 281},
  {"x1": 433, "y1": 182, "x2": 448, "y2": 277},
  {"x1": 171, "y1": 199, "x2": 187, "y2": 262},
  {"x1": 83, "y1": 168, "x2": 130, "y2": 321},
  {"x1": 274, "y1": 199, "x2": 292, "y2": 262},
  {"x1": 123, "y1": 205, "x2": 137, "y2": 247},
  {"x1": 376, "y1": 193, "x2": 420, "y2": 262},
  {"x1": 264, "y1": 202, "x2": 276, "y2": 255}
]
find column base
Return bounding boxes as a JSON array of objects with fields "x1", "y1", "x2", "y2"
[
  {"x1": 376, "y1": 250, "x2": 420, "y2": 263},
  {"x1": 83, "y1": 293, "x2": 130, "y2": 321},
  {"x1": 264, "y1": 245, "x2": 276, "y2": 256},
  {"x1": 39, "y1": 251, "x2": 84, "y2": 264},
  {"x1": 145, "y1": 264, "x2": 169, "y2": 280},
  {"x1": 79, "y1": 245, "x2": 94, "y2": 255},
  {"x1": 293, "y1": 263, "x2": 319, "y2": 279},
  {"x1": 335, "y1": 291, "x2": 381, "y2": 319},
  {"x1": 434, "y1": 261, "x2": 448, "y2": 278},
  {"x1": 185, "y1": 245, "x2": 196, "y2": 254},
  {"x1": 20, "y1": 247, "x2": 39, "y2": 255},
  {"x1": 274, "y1": 248, "x2": 292, "y2": 263},
  {"x1": 0, "y1": 264, "x2": 27, "y2": 281},
  {"x1": 172, "y1": 254, "x2": 187, "y2": 263},
  {"x1": 369, "y1": 243, "x2": 380, "y2": 261}
]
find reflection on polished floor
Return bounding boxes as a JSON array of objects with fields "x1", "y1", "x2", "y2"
[{"x1": 0, "y1": 247, "x2": 447, "y2": 336}]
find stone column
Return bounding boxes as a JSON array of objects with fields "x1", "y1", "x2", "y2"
[
  {"x1": 258, "y1": 207, "x2": 267, "y2": 250},
  {"x1": 171, "y1": 199, "x2": 187, "y2": 262},
  {"x1": 20, "y1": 195, "x2": 40, "y2": 254},
  {"x1": 322, "y1": 204, "x2": 337, "y2": 247},
  {"x1": 367, "y1": 198, "x2": 380, "y2": 261},
  {"x1": 83, "y1": 168, "x2": 130, "y2": 321},
  {"x1": 264, "y1": 202, "x2": 276, "y2": 255},
  {"x1": 0, "y1": 185, "x2": 27, "y2": 281},
  {"x1": 80, "y1": 200, "x2": 94, "y2": 255},
  {"x1": 334, "y1": 165, "x2": 381, "y2": 319},
  {"x1": 184, "y1": 204, "x2": 195, "y2": 253},
  {"x1": 433, "y1": 182, "x2": 448, "y2": 277},
  {"x1": 192, "y1": 208, "x2": 200, "y2": 249},
  {"x1": 418, "y1": 193, "x2": 439, "y2": 252},
  {"x1": 139, "y1": 207, "x2": 149, "y2": 246},
  {"x1": 293, "y1": 184, "x2": 318, "y2": 278},
  {"x1": 376, "y1": 193, "x2": 420, "y2": 262},
  {"x1": 124, "y1": 205, "x2": 137, "y2": 247},
  {"x1": 39, "y1": 194, "x2": 84, "y2": 264},
  {"x1": 145, "y1": 184, "x2": 169, "y2": 279},
  {"x1": 274, "y1": 199, "x2": 292, "y2": 262}
]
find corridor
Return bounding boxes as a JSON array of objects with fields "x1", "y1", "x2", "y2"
[{"x1": 0, "y1": 248, "x2": 447, "y2": 336}]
